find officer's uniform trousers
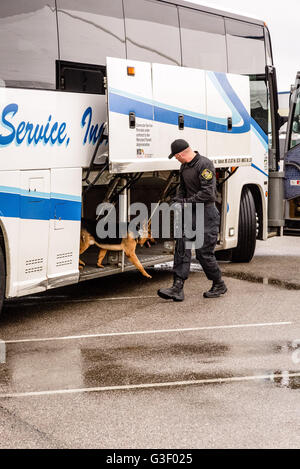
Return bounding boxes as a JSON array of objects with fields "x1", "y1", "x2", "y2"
[
  {"x1": 172, "y1": 151, "x2": 222, "y2": 283},
  {"x1": 173, "y1": 203, "x2": 222, "y2": 283}
]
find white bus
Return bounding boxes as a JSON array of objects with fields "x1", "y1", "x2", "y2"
[
  {"x1": 284, "y1": 72, "x2": 300, "y2": 231},
  {"x1": 0, "y1": 0, "x2": 284, "y2": 312}
]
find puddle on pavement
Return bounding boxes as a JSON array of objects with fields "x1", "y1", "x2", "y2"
[
  {"x1": 268, "y1": 371, "x2": 300, "y2": 390},
  {"x1": 0, "y1": 339, "x2": 230, "y2": 393},
  {"x1": 222, "y1": 271, "x2": 300, "y2": 291},
  {"x1": 77, "y1": 340, "x2": 231, "y2": 388},
  {"x1": 156, "y1": 262, "x2": 300, "y2": 291},
  {"x1": 272, "y1": 342, "x2": 300, "y2": 354}
]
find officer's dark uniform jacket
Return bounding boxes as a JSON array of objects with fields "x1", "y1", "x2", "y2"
[
  {"x1": 173, "y1": 151, "x2": 222, "y2": 283},
  {"x1": 177, "y1": 152, "x2": 219, "y2": 230},
  {"x1": 177, "y1": 152, "x2": 216, "y2": 205}
]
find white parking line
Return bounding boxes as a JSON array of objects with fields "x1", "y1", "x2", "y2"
[
  {"x1": 4, "y1": 321, "x2": 292, "y2": 344},
  {"x1": 1, "y1": 372, "x2": 299, "y2": 398}
]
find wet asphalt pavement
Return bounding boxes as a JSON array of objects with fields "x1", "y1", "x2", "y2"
[{"x1": 0, "y1": 237, "x2": 299, "y2": 449}]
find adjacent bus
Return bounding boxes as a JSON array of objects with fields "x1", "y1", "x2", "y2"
[
  {"x1": 284, "y1": 72, "x2": 300, "y2": 231},
  {"x1": 0, "y1": 0, "x2": 284, "y2": 312}
]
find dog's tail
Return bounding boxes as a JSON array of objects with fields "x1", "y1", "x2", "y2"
[{"x1": 93, "y1": 242, "x2": 123, "y2": 251}]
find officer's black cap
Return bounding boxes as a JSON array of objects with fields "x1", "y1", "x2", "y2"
[{"x1": 168, "y1": 139, "x2": 189, "y2": 159}]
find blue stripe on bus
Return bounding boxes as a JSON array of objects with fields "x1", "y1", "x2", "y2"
[
  {"x1": 250, "y1": 118, "x2": 268, "y2": 149},
  {"x1": 21, "y1": 195, "x2": 50, "y2": 221},
  {"x1": 251, "y1": 163, "x2": 268, "y2": 178},
  {"x1": 154, "y1": 106, "x2": 206, "y2": 130},
  {"x1": 109, "y1": 72, "x2": 251, "y2": 135},
  {"x1": 50, "y1": 192, "x2": 81, "y2": 203},
  {"x1": 109, "y1": 91, "x2": 249, "y2": 134},
  {"x1": 109, "y1": 92, "x2": 153, "y2": 121},
  {"x1": 109, "y1": 72, "x2": 269, "y2": 145},
  {"x1": 50, "y1": 198, "x2": 82, "y2": 221},
  {"x1": 207, "y1": 72, "x2": 251, "y2": 134},
  {"x1": 0, "y1": 191, "x2": 81, "y2": 221},
  {"x1": 0, "y1": 186, "x2": 81, "y2": 203},
  {"x1": 0, "y1": 192, "x2": 20, "y2": 218}
]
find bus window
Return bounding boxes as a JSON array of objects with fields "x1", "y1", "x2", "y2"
[
  {"x1": 226, "y1": 19, "x2": 266, "y2": 75},
  {"x1": 0, "y1": 0, "x2": 57, "y2": 89},
  {"x1": 57, "y1": 0, "x2": 126, "y2": 66},
  {"x1": 123, "y1": 0, "x2": 181, "y2": 66},
  {"x1": 250, "y1": 75, "x2": 268, "y2": 135},
  {"x1": 290, "y1": 90, "x2": 300, "y2": 149},
  {"x1": 179, "y1": 7, "x2": 227, "y2": 73},
  {"x1": 56, "y1": 60, "x2": 106, "y2": 94}
]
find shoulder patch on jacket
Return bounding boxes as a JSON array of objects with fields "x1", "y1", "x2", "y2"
[{"x1": 201, "y1": 168, "x2": 213, "y2": 181}]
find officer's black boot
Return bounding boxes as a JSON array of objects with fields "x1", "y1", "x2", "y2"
[
  {"x1": 203, "y1": 280, "x2": 227, "y2": 298},
  {"x1": 157, "y1": 276, "x2": 185, "y2": 302}
]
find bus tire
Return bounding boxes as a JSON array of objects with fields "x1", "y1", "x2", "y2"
[
  {"x1": 232, "y1": 187, "x2": 256, "y2": 263},
  {"x1": 0, "y1": 244, "x2": 5, "y2": 316}
]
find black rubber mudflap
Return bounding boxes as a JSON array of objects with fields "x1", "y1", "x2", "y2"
[{"x1": 232, "y1": 187, "x2": 256, "y2": 263}]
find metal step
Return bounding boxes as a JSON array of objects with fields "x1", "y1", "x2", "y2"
[{"x1": 79, "y1": 252, "x2": 173, "y2": 282}]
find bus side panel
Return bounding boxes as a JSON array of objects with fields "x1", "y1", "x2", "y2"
[
  {"x1": 152, "y1": 63, "x2": 207, "y2": 158},
  {"x1": 206, "y1": 72, "x2": 251, "y2": 159},
  {"x1": 17, "y1": 170, "x2": 50, "y2": 296},
  {"x1": 0, "y1": 88, "x2": 106, "y2": 171},
  {"x1": 0, "y1": 171, "x2": 21, "y2": 298},
  {"x1": 107, "y1": 57, "x2": 155, "y2": 163},
  {"x1": 217, "y1": 84, "x2": 268, "y2": 249},
  {"x1": 47, "y1": 168, "x2": 82, "y2": 289}
]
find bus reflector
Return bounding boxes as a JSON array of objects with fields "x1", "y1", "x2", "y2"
[{"x1": 127, "y1": 67, "x2": 135, "y2": 76}]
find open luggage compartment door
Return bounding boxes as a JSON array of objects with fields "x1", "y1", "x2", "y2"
[
  {"x1": 106, "y1": 57, "x2": 252, "y2": 173},
  {"x1": 107, "y1": 57, "x2": 161, "y2": 174}
]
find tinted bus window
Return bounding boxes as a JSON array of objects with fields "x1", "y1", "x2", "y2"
[
  {"x1": 290, "y1": 90, "x2": 300, "y2": 150},
  {"x1": 179, "y1": 7, "x2": 227, "y2": 73},
  {"x1": 0, "y1": 0, "x2": 58, "y2": 89},
  {"x1": 250, "y1": 76, "x2": 268, "y2": 135},
  {"x1": 57, "y1": 0, "x2": 126, "y2": 66},
  {"x1": 124, "y1": 0, "x2": 181, "y2": 66},
  {"x1": 56, "y1": 60, "x2": 106, "y2": 94},
  {"x1": 226, "y1": 19, "x2": 266, "y2": 74}
]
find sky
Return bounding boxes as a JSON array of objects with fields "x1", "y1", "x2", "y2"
[{"x1": 188, "y1": 0, "x2": 299, "y2": 91}]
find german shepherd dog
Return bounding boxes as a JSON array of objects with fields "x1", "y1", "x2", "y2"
[{"x1": 79, "y1": 219, "x2": 154, "y2": 279}]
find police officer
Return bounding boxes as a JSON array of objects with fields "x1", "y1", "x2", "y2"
[{"x1": 157, "y1": 139, "x2": 227, "y2": 301}]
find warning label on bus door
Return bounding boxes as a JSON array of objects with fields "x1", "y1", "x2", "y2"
[{"x1": 136, "y1": 122, "x2": 153, "y2": 158}]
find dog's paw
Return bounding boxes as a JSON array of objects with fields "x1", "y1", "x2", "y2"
[
  {"x1": 97, "y1": 263, "x2": 105, "y2": 269},
  {"x1": 145, "y1": 273, "x2": 152, "y2": 279}
]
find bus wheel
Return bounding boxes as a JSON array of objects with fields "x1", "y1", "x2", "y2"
[
  {"x1": 0, "y1": 245, "x2": 6, "y2": 316},
  {"x1": 232, "y1": 187, "x2": 256, "y2": 263}
]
